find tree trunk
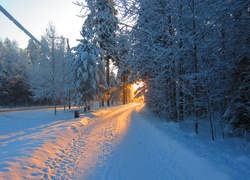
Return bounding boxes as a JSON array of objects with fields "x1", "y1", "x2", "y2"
[
  {"x1": 192, "y1": 0, "x2": 199, "y2": 134},
  {"x1": 106, "y1": 57, "x2": 110, "y2": 106},
  {"x1": 54, "y1": 101, "x2": 57, "y2": 115},
  {"x1": 68, "y1": 93, "x2": 71, "y2": 109},
  {"x1": 207, "y1": 92, "x2": 215, "y2": 141},
  {"x1": 52, "y1": 37, "x2": 57, "y2": 116},
  {"x1": 179, "y1": 3, "x2": 184, "y2": 121},
  {"x1": 123, "y1": 76, "x2": 126, "y2": 105},
  {"x1": 220, "y1": 116, "x2": 225, "y2": 139}
]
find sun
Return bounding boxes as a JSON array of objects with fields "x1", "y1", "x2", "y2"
[{"x1": 133, "y1": 83, "x2": 139, "y2": 90}]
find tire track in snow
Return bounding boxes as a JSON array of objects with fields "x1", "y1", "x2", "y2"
[
  {"x1": 66, "y1": 103, "x2": 159, "y2": 180},
  {"x1": 76, "y1": 103, "x2": 140, "y2": 179},
  {"x1": 104, "y1": 104, "x2": 161, "y2": 180},
  {"x1": 41, "y1": 103, "x2": 140, "y2": 179}
]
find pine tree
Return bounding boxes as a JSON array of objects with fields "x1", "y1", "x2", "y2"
[
  {"x1": 72, "y1": 39, "x2": 106, "y2": 107},
  {"x1": 231, "y1": 57, "x2": 250, "y2": 133},
  {"x1": 76, "y1": 0, "x2": 119, "y2": 106}
]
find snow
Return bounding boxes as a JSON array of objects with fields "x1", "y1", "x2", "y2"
[{"x1": 0, "y1": 103, "x2": 249, "y2": 179}]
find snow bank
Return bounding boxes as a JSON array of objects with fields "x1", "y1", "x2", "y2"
[{"x1": 0, "y1": 109, "x2": 91, "y2": 179}]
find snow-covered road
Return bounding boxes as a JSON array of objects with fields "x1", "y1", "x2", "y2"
[{"x1": 0, "y1": 103, "x2": 245, "y2": 179}]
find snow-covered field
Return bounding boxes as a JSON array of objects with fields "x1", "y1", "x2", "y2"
[{"x1": 0, "y1": 103, "x2": 249, "y2": 180}]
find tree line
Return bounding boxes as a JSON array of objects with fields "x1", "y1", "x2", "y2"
[
  {"x1": 121, "y1": 0, "x2": 249, "y2": 139},
  {"x1": 0, "y1": 38, "x2": 31, "y2": 106},
  {"x1": 0, "y1": 22, "x2": 121, "y2": 115}
]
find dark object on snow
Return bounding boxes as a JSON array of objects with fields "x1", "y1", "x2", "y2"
[{"x1": 74, "y1": 110, "x2": 80, "y2": 118}]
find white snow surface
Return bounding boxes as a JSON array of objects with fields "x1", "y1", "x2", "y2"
[{"x1": 0, "y1": 103, "x2": 249, "y2": 180}]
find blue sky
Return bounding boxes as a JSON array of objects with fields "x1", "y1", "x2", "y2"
[{"x1": 0, "y1": 0, "x2": 84, "y2": 48}]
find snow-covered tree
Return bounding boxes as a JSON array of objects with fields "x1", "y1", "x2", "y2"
[
  {"x1": 0, "y1": 38, "x2": 30, "y2": 106},
  {"x1": 26, "y1": 39, "x2": 41, "y2": 65},
  {"x1": 128, "y1": 0, "x2": 176, "y2": 119},
  {"x1": 123, "y1": 0, "x2": 250, "y2": 138},
  {"x1": 109, "y1": 71, "x2": 120, "y2": 104},
  {"x1": 28, "y1": 22, "x2": 68, "y2": 114},
  {"x1": 72, "y1": 39, "x2": 106, "y2": 107},
  {"x1": 75, "y1": 0, "x2": 119, "y2": 106},
  {"x1": 220, "y1": 0, "x2": 250, "y2": 136},
  {"x1": 63, "y1": 39, "x2": 75, "y2": 109}
]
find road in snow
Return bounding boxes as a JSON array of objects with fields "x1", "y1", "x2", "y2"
[{"x1": 0, "y1": 103, "x2": 247, "y2": 179}]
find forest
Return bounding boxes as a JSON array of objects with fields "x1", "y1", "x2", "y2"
[{"x1": 0, "y1": 0, "x2": 249, "y2": 139}]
